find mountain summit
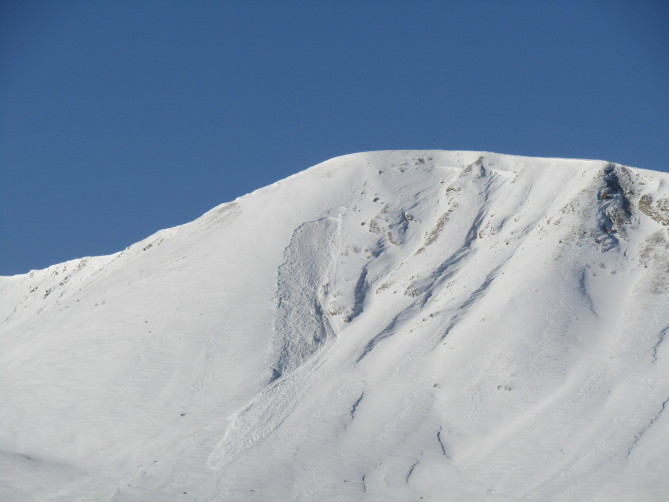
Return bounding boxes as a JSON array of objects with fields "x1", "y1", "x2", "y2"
[{"x1": 2, "y1": 151, "x2": 669, "y2": 501}]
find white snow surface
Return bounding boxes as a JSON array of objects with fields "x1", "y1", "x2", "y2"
[{"x1": 2, "y1": 150, "x2": 669, "y2": 501}]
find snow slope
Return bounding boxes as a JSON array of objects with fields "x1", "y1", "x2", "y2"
[{"x1": 2, "y1": 151, "x2": 669, "y2": 501}]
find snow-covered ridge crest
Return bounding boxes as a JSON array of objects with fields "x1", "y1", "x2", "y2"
[{"x1": 2, "y1": 150, "x2": 669, "y2": 501}]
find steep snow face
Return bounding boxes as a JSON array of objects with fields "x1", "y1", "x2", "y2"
[{"x1": 2, "y1": 151, "x2": 669, "y2": 501}]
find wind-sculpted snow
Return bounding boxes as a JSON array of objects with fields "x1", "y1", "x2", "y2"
[{"x1": 2, "y1": 150, "x2": 669, "y2": 501}]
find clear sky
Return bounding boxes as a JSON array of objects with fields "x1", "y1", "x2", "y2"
[{"x1": 1, "y1": 0, "x2": 668, "y2": 275}]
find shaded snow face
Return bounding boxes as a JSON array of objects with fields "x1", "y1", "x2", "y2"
[{"x1": 2, "y1": 150, "x2": 669, "y2": 502}]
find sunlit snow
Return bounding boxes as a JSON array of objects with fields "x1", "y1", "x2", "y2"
[{"x1": 2, "y1": 151, "x2": 669, "y2": 501}]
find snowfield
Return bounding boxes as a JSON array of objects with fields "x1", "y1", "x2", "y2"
[{"x1": 2, "y1": 150, "x2": 669, "y2": 501}]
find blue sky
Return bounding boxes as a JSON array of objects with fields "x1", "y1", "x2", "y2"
[{"x1": 1, "y1": 0, "x2": 668, "y2": 275}]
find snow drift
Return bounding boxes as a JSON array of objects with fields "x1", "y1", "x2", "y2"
[{"x1": 2, "y1": 151, "x2": 669, "y2": 501}]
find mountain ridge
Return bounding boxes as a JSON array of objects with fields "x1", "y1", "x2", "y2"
[
  {"x1": 2, "y1": 150, "x2": 669, "y2": 501},
  {"x1": 3, "y1": 149, "x2": 666, "y2": 279}
]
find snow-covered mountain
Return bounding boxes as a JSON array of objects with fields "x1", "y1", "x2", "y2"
[{"x1": 2, "y1": 151, "x2": 669, "y2": 501}]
